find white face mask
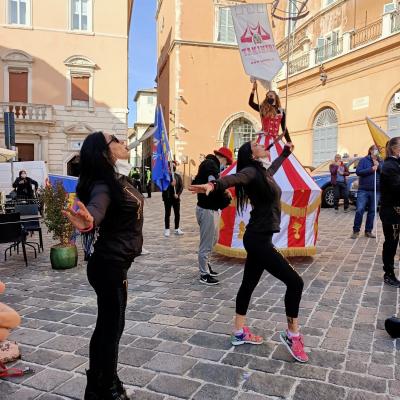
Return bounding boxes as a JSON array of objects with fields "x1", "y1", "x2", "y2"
[
  {"x1": 372, "y1": 149, "x2": 379, "y2": 157},
  {"x1": 258, "y1": 157, "x2": 272, "y2": 170},
  {"x1": 114, "y1": 159, "x2": 132, "y2": 177}
]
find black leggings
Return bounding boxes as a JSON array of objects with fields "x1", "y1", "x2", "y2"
[
  {"x1": 382, "y1": 221, "x2": 400, "y2": 274},
  {"x1": 236, "y1": 231, "x2": 304, "y2": 318},
  {"x1": 87, "y1": 254, "x2": 130, "y2": 386},
  {"x1": 164, "y1": 199, "x2": 180, "y2": 229}
]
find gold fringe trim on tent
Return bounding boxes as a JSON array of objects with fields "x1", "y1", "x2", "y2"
[
  {"x1": 280, "y1": 195, "x2": 321, "y2": 218},
  {"x1": 214, "y1": 243, "x2": 317, "y2": 259}
]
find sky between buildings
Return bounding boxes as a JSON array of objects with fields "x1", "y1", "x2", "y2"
[{"x1": 128, "y1": 0, "x2": 157, "y2": 127}]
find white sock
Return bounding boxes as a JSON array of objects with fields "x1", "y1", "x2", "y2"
[
  {"x1": 234, "y1": 328, "x2": 243, "y2": 336},
  {"x1": 287, "y1": 330, "x2": 299, "y2": 338}
]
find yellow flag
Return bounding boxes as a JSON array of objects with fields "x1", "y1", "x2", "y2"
[
  {"x1": 366, "y1": 117, "x2": 390, "y2": 158},
  {"x1": 228, "y1": 128, "x2": 235, "y2": 157}
]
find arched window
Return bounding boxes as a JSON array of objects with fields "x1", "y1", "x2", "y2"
[
  {"x1": 222, "y1": 117, "x2": 256, "y2": 157},
  {"x1": 388, "y1": 90, "x2": 400, "y2": 138},
  {"x1": 312, "y1": 107, "x2": 338, "y2": 166}
]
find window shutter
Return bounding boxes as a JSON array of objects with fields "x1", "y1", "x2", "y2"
[
  {"x1": 71, "y1": 76, "x2": 89, "y2": 101},
  {"x1": 9, "y1": 70, "x2": 28, "y2": 102}
]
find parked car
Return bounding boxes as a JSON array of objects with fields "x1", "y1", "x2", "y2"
[
  {"x1": 303, "y1": 165, "x2": 316, "y2": 174},
  {"x1": 310, "y1": 157, "x2": 361, "y2": 208}
]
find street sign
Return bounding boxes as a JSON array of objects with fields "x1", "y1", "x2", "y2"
[{"x1": 4, "y1": 112, "x2": 15, "y2": 150}]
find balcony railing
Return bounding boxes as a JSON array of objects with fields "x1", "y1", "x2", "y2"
[
  {"x1": 351, "y1": 19, "x2": 382, "y2": 49},
  {"x1": 392, "y1": 12, "x2": 400, "y2": 33},
  {"x1": 289, "y1": 53, "x2": 310, "y2": 75},
  {"x1": 315, "y1": 37, "x2": 343, "y2": 64},
  {"x1": 0, "y1": 103, "x2": 54, "y2": 122}
]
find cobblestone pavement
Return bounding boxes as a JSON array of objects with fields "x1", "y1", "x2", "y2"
[{"x1": 0, "y1": 192, "x2": 399, "y2": 400}]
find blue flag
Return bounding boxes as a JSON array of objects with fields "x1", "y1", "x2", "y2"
[{"x1": 151, "y1": 105, "x2": 171, "y2": 191}]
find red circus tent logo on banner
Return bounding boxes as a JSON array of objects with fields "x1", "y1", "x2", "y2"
[{"x1": 241, "y1": 23, "x2": 271, "y2": 43}]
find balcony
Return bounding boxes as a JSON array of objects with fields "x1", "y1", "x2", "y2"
[
  {"x1": 276, "y1": 9, "x2": 400, "y2": 80},
  {"x1": 351, "y1": 19, "x2": 382, "y2": 49},
  {"x1": 315, "y1": 37, "x2": 343, "y2": 64},
  {"x1": 0, "y1": 103, "x2": 54, "y2": 123}
]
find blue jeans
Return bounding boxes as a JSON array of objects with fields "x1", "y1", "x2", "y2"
[{"x1": 353, "y1": 190, "x2": 380, "y2": 233}]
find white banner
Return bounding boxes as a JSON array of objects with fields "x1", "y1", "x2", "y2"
[{"x1": 231, "y1": 4, "x2": 283, "y2": 83}]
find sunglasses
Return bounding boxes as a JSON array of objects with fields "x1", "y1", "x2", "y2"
[{"x1": 106, "y1": 135, "x2": 120, "y2": 146}]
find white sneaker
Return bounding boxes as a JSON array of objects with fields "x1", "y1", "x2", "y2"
[
  {"x1": 164, "y1": 229, "x2": 170, "y2": 237},
  {"x1": 175, "y1": 228, "x2": 184, "y2": 236}
]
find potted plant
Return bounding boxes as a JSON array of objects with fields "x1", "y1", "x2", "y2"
[{"x1": 41, "y1": 182, "x2": 77, "y2": 270}]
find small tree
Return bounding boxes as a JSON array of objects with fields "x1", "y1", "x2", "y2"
[{"x1": 41, "y1": 182, "x2": 74, "y2": 246}]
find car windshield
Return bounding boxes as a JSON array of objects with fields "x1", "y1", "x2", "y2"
[
  {"x1": 311, "y1": 160, "x2": 331, "y2": 175},
  {"x1": 311, "y1": 158, "x2": 359, "y2": 175}
]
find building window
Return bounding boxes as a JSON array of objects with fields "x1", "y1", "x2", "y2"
[
  {"x1": 217, "y1": 7, "x2": 236, "y2": 44},
  {"x1": 8, "y1": 0, "x2": 30, "y2": 25},
  {"x1": 64, "y1": 55, "x2": 96, "y2": 109},
  {"x1": 9, "y1": 70, "x2": 28, "y2": 103},
  {"x1": 71, "y1": 75, "x2": 89, "y2": 106},
  {"x1": 313, "y1": 107, "x2": 338, "y2": 165},
  {"x1": 223, "y1": 118, "x2": 256, "y2": 157},
  {"x1": 71, "y1": 0, "x2": 92, "y2": 31},
  {"x1": 388, "y1": 90, "x2": 400, "y2": 138}
]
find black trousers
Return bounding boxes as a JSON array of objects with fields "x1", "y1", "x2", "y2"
[
  {"x1": 87, "y1": 254, "x2": 130, "y2": 386},
  {"x1": 333, "y1": 182, "x2": 349, "y2": 209},
  {"x1": 146, "y1": 183, "x2": 151, "y2": 198},
  {"x1": 236, "y1": 230, "x2": 304, "y2": 318},
  {"x1": 164, "y1": 199, "x2": 180, "y2": 229},
  {"x1": 382, "y1": 221, "x2": 400, "y2": 275}
]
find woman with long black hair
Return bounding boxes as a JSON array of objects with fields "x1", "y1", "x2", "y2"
[
  {"x1": 63, "y1": 132, "x2": 143, "y2": 400},
  {"x1": 189, "y1": 140, "x2": 308, "y2": 363},
  {"x1": 379, "y1": 136, "x2": 400, "y2": 287}
]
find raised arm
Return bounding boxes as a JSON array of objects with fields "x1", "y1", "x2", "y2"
[
  {"x1": 248, "y1": 92, "x2": 260, "y2": 112},
  {"x1": 267, "y1": 145, "x2": 292, "y2": 176}
]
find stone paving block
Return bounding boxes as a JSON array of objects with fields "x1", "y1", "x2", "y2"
[
  {"x1": 62, "y1": 314, "x2": 97, "y2": 327},
  {"x1": 118, "y1": 346, "x2": 156, "y2": 367},
  {"x1": 118, "y1": 366, "x2": 156, "y2": 387},
  {"x1": 237, "y1": 394, "x2": 276, "y2": 400},
  {"x1": 54, "y1": 376, "x2": 86, "y2": 399},
  {"x1": 24, "y1": 309, "x2": 73, "y2": 322},
  {"x1": 40, "y1": 335, "x2": 89, "y2": 352},
  {"x1": 192, "y1": 383, "x2": 237, "y2": 400},
  {"x1": 189, "y1": 362, "x2": 243, "y2": 388},
  {"x1": 155, "y1": 341, "x2": 191, "y2": 355},
  {"x1": 188, "y1": 332, "x2": 232, "y2": 350},
  {"x1": 144, "y1": 352, "x2": 196, "y2": 375},
  {"x1": 9, "y1": 328, "x2": 55, "y2": 346},
  {"x1": 281, "y1": 362, "x2": 327, "y2": 380},
  {"x1": 49, "y1": 354, "x2": 87, "y2": 371},
  {"x1": 329, "y1": 370, "x2": 387, "y2": 393},
  {"x1": 186, "y1": 346, "x2": 225, "y2": 361},
  {"x1": 23, "y1": 369, "x2": 73, "y2": 392},
  {"x1": 5, "y1": 387, "x2": 42, "y2": 400},
  {"x1": 221, "y1": 352, "x2": 252, "y2": 367},
  {"x1": 128, "y1": 389, "x2": 164, "y2": 400},
  {"x1": 156, "y1": 327, "x2": 193, "y2": 342},
  {"x1": 23, "y1": 348, "x2": 63, "y2": 365},
  {"x1": 309, "y1": 349, "x2": 345, "y2": 369},
  {"x1": 149, "y1": 314, "x2": 184, "y2": 326},
  {"x1": 248, "y1": 357, "x2": 282, "y2": 374},
  {"x1": 346, "y1": 390, "x2": 392, "y2": 400},
  {"x1": 293, "y1": 380, "x2": 346, "y2": 400},
  {"x1": 147, "y1": 374, "x2": 201, "y2": 398},
  {"x1": 243, "y1": 372, "x2": 295, "y2": 398},
  {"x1": 126, "y1": 323, "x2": 164, "y2": 337}
]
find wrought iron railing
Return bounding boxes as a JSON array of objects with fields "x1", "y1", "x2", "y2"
[
  {"x1": 351, "y1": 19, "x2": 382, "y2": 49},
  {"x1": 315, "y1": 37, "x2": 343, "y2": 64},
  {"x1": 289, "y1": 53, "x2": 310, "y2": 75},
  {"x1": 0, "y1": 103, "x2": 54, "y2": 121}
]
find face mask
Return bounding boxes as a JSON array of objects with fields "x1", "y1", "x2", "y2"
[
  {"x1": 114, "y1": 159, "x2": 132, "y2": 177},
  {"x1": 372, "y1": 149, "x2": 379, "y2": 156},
  {"x1": 21, "y1": 174, "x2": 27, "y2": 179},
  {"x1": 259, "y1": 157, "x2": 272, "y2": 170},
  {"x1": 267, "y1": 98, "x2": 275, "y2": 105}
]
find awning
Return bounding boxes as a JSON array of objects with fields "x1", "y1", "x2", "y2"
[
  {"x1": 0, "y1": 148, "x2": 16, "y2": 162},
  {"x1": 128, "y1": 125, "x2": 156, "y2": 150}
]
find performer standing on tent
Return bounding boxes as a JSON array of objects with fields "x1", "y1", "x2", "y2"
[
  {"x1": 379, "y1": 137, "x2": 400, "y2": 288},
  {"x1": 189, "y1": 140, "x2": 308, "y2": 363},
  {"x1": 249, "y1": 81, "x2": 287, "y2": 137}
]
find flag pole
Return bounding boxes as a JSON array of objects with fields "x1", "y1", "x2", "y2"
[
  {"x1": 159, "y1": 105, "x2": 176, "y2": 195},
  {"x1": 374, "y1": 169, "x2": 378, "y2": 243}
]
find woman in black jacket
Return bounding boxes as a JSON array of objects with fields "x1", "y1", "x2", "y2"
[
  {"x1": 379, "y1": 137, "x2": 400, "y2": 288},
  {"x1": 63, "y1": 132, "x2": 143, "y2": 400},
  {"x1": 189, "y1": 140, "x2": 308, "y2": 363},
  {"x1": 13, "y1": 170, "x2": 38, "y2": 199}
]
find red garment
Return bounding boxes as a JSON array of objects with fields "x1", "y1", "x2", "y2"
[{"x1": 261, "y1": 114, "x2": 283, "y2": 137}]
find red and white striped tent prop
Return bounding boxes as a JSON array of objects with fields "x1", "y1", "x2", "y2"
[{"x1": 215, "y1": 134, "x2": 322, "y2": 258}]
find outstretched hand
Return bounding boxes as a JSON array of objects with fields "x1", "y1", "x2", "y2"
[
  {"x1": 284, "y1": 142, "x2": 294, "y2": 152},
  {"x1": 188, "y1": 183, "x2": 214, "y2": 196},
  {"x1": 62, "y1": 201, "x2": 94, "y2": 231}
]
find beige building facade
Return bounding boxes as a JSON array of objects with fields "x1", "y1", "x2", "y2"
[
  {"x1": 156, "y1": 0, "x2": 400, "y2": 183},
  {"x1": 0, "y1": 0, "x2": 133, "y2": 175}
]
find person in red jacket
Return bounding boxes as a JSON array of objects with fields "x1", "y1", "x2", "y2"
[{"x1": 329, "y1": 154, "x2": 350, "y2": 212}]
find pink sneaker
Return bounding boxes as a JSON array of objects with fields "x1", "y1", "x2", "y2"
[
  {"x1": 231, "y1": 326, "x2": 263, "y2": 346},
  {"x1": 280, "y1": 331, "x2": 308, "y2": 363}
]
